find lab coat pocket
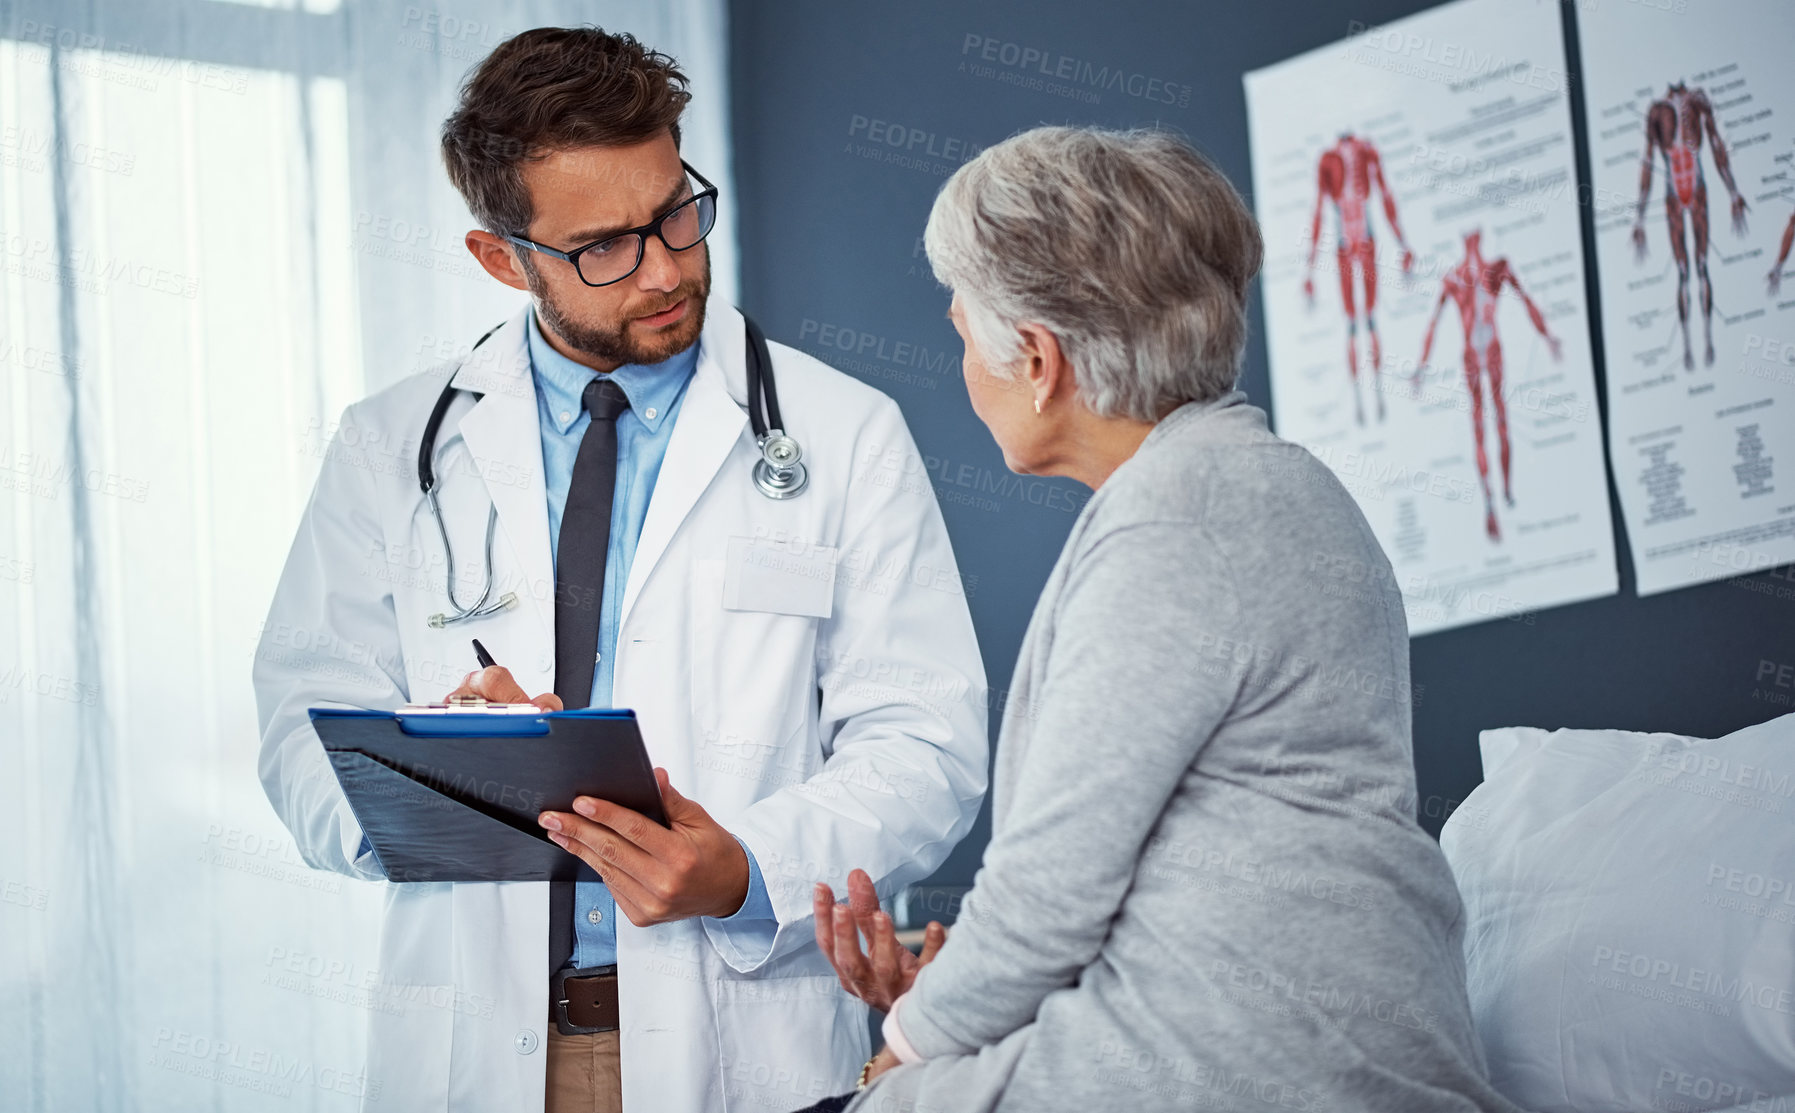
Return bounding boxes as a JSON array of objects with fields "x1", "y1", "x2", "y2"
[
  {"x1": 690, "y1": 545, "x2": 832, "y2": 795},
  {"x1": 360, "y1": 979, "x2": 454, "y2": 1111},
  {"x1": 711, "y1": 971, "x2": 868, "y2": 1111}
]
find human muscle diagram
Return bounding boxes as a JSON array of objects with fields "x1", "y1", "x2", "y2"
[
  {"x1": 1304, "y1": 133, "x2": 1416, "y2": 425},
  {"x1": 1417, "y1": 231, "x2": 1563, "y2": 542},
  {"x1": 1579, "y1": 0, "x2": 1795, "y2": 594},
  {"x1": 1630, "y1": 82, "x2": 1751, "y2": 370},
  {"x1": 1769, "y1": 211, "x2": 1795, "y2": 296},
  {"x1": 1246, "y1": 0, "x2": 1616, "y2": 635}
]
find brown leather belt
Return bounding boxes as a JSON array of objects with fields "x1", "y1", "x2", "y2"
[{"x1": 552, "y1": 965, "x2": 619, "y2": 1035}]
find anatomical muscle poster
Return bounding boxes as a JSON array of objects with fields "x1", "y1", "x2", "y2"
[
  {"x1": 1578, "y1": 0, "x2": 1795, "y2": 595},
  {"x1": 1245, "y1": 0, "x2": 1617, "y2": 635}
]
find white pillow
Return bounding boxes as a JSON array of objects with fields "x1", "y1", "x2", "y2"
[{"x1": 1440, "y1": 714, "x2": 1795, "y2": 1113}]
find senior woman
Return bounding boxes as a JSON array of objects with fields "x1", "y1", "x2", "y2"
[{"x1": 801, "y1": 126, "x2": 1522, "y2": 1113}]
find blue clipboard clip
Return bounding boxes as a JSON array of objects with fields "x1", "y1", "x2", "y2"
[{"x1": 347, "y1": 698, "x2": 639, "y2": 737}]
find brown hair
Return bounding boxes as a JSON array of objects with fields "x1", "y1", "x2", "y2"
[{"x1": 441, "y1": 26, "x2": 692, "y2": 235}]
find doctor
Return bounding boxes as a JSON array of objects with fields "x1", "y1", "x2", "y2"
[{"x1": 253, "y1": 25, "x2": 988, "y2": 1113}]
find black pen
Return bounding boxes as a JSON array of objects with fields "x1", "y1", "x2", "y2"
[{"x1": 472, "y1": 638, "x2": 498, "y2": 669}]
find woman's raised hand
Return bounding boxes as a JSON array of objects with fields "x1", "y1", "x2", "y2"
[{"x1": 813, "y1": 868, "x2": 946, "y2": 1013}]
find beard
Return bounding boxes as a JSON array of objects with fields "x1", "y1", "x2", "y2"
[{"x1": 523, "y1": 251, "x2": 711, "y2": 368}]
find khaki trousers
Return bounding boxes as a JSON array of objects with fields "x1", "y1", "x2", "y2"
[{"x1": 544, "y1": 1028, "x2": 622, "y2": 1113}]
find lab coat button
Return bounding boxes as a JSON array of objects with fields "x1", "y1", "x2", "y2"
[
  {"x1": 538, "y1": 654, "x2": 552, "y2": 671},
  {"x1": 514, "y1": 1029, "x2": 539, "y2": 1055}
]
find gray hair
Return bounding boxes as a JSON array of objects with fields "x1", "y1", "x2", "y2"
[{"x1": 924, "y1": 126, "x2": 1263, "y2": 421}]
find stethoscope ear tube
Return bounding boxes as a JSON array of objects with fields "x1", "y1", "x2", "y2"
[
  {"x1": 420, "y1": 322, "x2": 516, "y2": 627},
  {"x1": 418, "y1": 320, "x2": 503, "y2": 497},
  {"x1": 741, "y1": 314, "x2": 780, "y2": 441}
]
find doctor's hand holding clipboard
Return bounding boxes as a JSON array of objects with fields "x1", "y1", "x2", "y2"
[{"x1": 447, "y1": 658, "x2": 758, "y2": 926}]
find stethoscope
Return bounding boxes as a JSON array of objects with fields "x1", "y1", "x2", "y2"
[{"x1": 418, "y1": 311, "x2": 806, "y2": 628}]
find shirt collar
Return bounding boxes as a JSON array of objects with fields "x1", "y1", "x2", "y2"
[{"x1": 527, "y1": 306, "x2": 699, "y2": 436}]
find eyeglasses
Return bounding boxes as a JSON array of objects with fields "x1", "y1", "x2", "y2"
[{"x1": 504, "y1": 161, "x2": 718, "y2": 288}]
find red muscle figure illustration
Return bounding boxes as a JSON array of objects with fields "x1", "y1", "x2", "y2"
[
  {"x1": 1304, "y1": 132, "x2": 1415, "y2": 425},
  {"x1": 1768, "y1": 210, "x2": 1795, "y2": 296},
  {"x1": 1418, "y1": 230, "x2": 1562, "y2": 543},
  {"x1": 1630, "y1": 82, "x2": 1749, "y2": 369}
]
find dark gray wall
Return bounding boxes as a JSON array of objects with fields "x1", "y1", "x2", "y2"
[{"x1": 726, "y1": 0, "x2": 1790, "y2": 888}]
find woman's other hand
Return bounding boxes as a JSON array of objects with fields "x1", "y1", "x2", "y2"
[{"x1": 813, "y1": 868, "x2": 946, "y2": 1012}]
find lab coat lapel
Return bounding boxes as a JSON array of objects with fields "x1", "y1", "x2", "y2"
[
  {"x1": 449, "y1": 306, "x2": 555, "y2": 647},
  {"x1": 619, "y1": 305, "x2": 749, "y2": 627}
]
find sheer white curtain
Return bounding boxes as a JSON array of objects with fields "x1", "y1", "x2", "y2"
[{"x1": 0, "y1": 1, "x2": 734, "y2": 1108}]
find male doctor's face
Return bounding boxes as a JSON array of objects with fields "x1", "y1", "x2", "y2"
[{"x1": 473, "y1": 131, "x2": 710, "y2": 371}]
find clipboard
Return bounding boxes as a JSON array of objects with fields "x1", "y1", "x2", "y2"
[{"x1": 309, "y1": 706, "x2": 668, "y2": 884}]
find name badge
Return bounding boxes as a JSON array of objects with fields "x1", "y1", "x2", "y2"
[{"x1": 722, "y1": 535, "x2": 838, "y2": 619}]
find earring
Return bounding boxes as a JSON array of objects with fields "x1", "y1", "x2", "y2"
[{"x1": 1033, "y1": 398, "x2": 1043, "y2": 415}]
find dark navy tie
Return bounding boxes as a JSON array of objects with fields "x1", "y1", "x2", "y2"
[{"x1": 550, "y1": 375, "x2": 629, "y2": 976}]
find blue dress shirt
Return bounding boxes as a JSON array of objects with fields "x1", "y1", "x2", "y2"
[{"x1": 525, "y1": 309, "x2": 774, "y2": 969}]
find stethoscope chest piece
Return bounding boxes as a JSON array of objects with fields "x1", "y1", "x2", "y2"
[
  {"x1": 753, "y1": 431, "x2": 808, "y2": 499},
  {"x1": 742, "y1": 314, "x2": 806, "y2": 500}
]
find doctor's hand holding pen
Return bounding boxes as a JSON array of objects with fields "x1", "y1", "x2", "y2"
[
  {"x1": 445, "y1": 663, "x2": 564, "y2": 712},
  {"x1": 813, "y1": 868, "x2": 947, "y2": 1013}
]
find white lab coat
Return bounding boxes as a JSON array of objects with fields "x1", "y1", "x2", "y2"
[{"x1": 253, "y1": 302, "x2": 989, "y2": 1112}]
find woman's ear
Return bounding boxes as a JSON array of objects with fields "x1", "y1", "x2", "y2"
[{"x1": 1014, "y1": 322, "x2": 1068, "y2": 404}]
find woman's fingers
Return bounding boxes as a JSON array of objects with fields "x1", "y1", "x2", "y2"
[
  {"x1": 866, "y1": 910, "x2": 901, "y2": 989},
  {"x1": 847, "y1": 868, "x2": 881, "y2": 921},
  {"x1": 830, "y1": 904, "x2": 877, "y2": 1002},
  {"x1": 813, "y1": 883, "x2": 838, "y2": 961},
  {"x1": 816, "y1": 871, "x2": 928, "y2": 1010},
  {"x1": 918, "y1": 920, "x2": 947, "y2": 965},
  {"x1": 845, "y1": 869, "x2": 888, "y2": 973}
]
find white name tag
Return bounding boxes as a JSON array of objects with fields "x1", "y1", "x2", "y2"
[{"x1": 722, "y1": 535, "x2": 838, "y2": 619}]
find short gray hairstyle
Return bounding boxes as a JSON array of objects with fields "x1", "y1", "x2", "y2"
[{"x1": 924, "y1": 126, "x2": 1263, "y2": 421}]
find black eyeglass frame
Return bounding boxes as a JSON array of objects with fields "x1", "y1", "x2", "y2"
[{"x1": 503, "y1": 161, "x2": 718, "y2": 288}]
